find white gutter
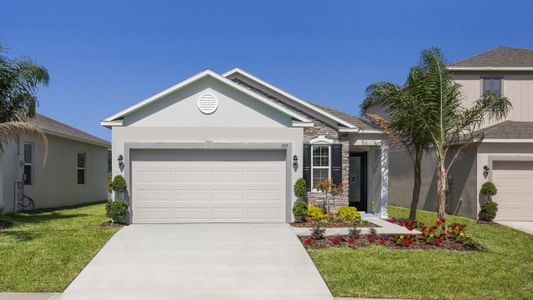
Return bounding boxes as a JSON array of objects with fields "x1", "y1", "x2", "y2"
[
  {"x1": 448, "y1": 67, "x2": 533, "y2": 71},
  {"x1": 482, "y1": 139, "x2": 533, "y2": 143}
]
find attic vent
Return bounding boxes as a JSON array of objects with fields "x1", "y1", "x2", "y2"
[{"x1": 197, "y1": 93, "x2": 218, "y2": 114}]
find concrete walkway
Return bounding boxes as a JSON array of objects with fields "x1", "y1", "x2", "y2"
[
  {"x1": 0, "y1": 293, "x2": 59, "y2": 300},
  {"x1": 497, "y1": 221, "x2": 533, "y2": 235},
  {"x1": 58, "y1": 224, "x2": 333, "y2": 300},
  {"x1": 292, "y1": 218, "x2": 420, "y2": 237}
]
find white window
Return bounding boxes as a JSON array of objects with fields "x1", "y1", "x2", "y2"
[
  {"x1": 77, "y1": 152, "x2": 86, "y2": 184},
  {"x1": 311, "y1": 144, "x2": 330, "y2": 187},
  {"x1": 23, "y1": 143, "x2": 33, "y2": 185},
  {"x1": 482, "y1": 77, "x2": 502, "y2": 96}
]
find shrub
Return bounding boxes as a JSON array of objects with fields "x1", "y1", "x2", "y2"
[
  {"x1": 369, "y1": 227, "x2": 377, "y2": 236},
  {"x1": 111, "y1": 175, "x2": 127, "y2": 193},
  {"x1": 106, "y1": 199, "x2": 129, "y2": 223},
  {"x1": 311, "y1": 225, "x2": 326, "y2": 240},
  {"x1": 294, "y1": 178, "x2": 307, "y2": 199},
  {"x1": 307, "y1": 205, "x2": 327, "y2": 221},
  {"x1": 292, "y1": 200, "x2": 307, "y2": 222},
  {"x1": 348, "y1": 225, "x2": 361, "y2": 239},
  {"x1": 479, "y1": 201, "x2": 498, "y2": 221},
  {"x1": 0, "y1": 202, "x2": 4, "y2": 216},
  {"x1": 480, "y1": 181, "x2": 497, "y2": 196},
  {"x1": 337, "y1": 206, "x2": 361, "y2": 223},
  {"x1": 107, "y1": 177, "x2": 113, "y2": 193}
]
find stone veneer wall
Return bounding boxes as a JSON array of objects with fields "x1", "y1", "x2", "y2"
[{"x1": 304, "y1": 119, "x2": 350, "y2": 209}]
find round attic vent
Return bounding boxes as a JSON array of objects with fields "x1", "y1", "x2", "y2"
[{"x1": 197, "y1": 93, "x2": 218, "y2": 114}]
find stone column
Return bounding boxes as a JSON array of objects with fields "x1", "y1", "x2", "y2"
[{"x1": 377, "y1": 143, "x2": 389, "y2": 219}]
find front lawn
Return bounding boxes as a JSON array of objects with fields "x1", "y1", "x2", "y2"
[
  {"x1": 0, "y1": 202, "x2": 121, "y2": 292},
  {"x1": 308, "y1": 206, "x2": 533, "y2": 300}
]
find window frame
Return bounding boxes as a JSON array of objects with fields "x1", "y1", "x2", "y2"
[
  {"x1": 311, "y1": 144, "x2": 331, "y2": 188},
  {"x1": 23, "y1": 142, "x2": 33, "y2": 186},
  {"x1": 77, "y1": 152, "x2": 87, "y2": 185},
  {"x1": 481, "y1": 76, "x2": 503, "y2": 97}
]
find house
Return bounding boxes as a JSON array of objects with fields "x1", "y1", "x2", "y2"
[
  {"x1": 101, "y1": 68, "x2": 387, "y2": 223},
  {"x1": 372, "y1": 47, "x2": 533, "y2": 221},
  {"x1": 0, "y1": 114, "x2": 110, "y2": 213}
]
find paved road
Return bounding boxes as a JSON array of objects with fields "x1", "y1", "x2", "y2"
[
  {"x1": 497, "y1": 221, "x2": 533, "y2": 235},
  {"x1": 58, "y1": 224, "x2": 333, "y2": 300}
]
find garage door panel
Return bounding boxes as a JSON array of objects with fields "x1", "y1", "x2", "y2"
[
  {"x1": 132, "y1": 150, "x2": 286, "y2": 223},
  {"x1": 492, "y1": 160, "x2": 533, "y2": 221}
]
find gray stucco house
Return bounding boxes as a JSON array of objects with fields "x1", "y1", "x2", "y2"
[
  {"x1": 367, "y1": 47, "x2": 533, "y2": 222},
  {"x1": 0, "y1": 114, "x2": 110, "y2": 213},
  {"x1": 102, "y1": 68, "x2": 388, "y2": 223}
]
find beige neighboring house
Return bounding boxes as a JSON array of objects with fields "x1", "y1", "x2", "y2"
[
  {"x1": 373, "y1": 47, "x2": 533, "y2": 221},
  {"x1": 0, "y1": 114, "x2": 110, "y2": 213}
]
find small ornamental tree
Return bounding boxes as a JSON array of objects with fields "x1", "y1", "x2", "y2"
[
  {"x1": 479, "y1": 181, "x2": 498, "y2": 222},
  {"x1": 480, "y1": 181, "x2": 497, "y2": 197},
  {"x1": 294, "y1": 178, "x2": 307, "y2": 201},
  {"x1": 111, "y1": 175, "x2": 127, "y2": 200}
]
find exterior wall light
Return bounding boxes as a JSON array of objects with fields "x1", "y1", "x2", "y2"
[
  {"x1": 293, "y1": 155, "x2": 298, "y2": 168},
  {"x1": 118, "y1": 154, "x2": 124, "y2": 167}
]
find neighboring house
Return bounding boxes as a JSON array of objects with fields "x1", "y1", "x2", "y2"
[
  {"x1": 102, "y1": 68, "x2": 388, "y2": 224},
  {"x1": 0, "y1": 114, "x2": 110, "y2": 213},
  {"x1": 371, "y1": 47, "x2": 533, "y2": 221}
]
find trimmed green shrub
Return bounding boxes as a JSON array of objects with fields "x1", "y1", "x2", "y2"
[
  {"x1": 294, "y1": 178, "x2": 307, "y2": 199},
  {"x1": 307, "y1": 205, "x2": 327, "y2": 221},
  {"x1": 107, "y1": 177, "x2": 113, "y2": 193},
  {"x1": 337, "y1": 206, "x2": 361, "y2": 222},
  {"x1": 479, "y1": 201, "x2": 498, "y2": 221},
  {"x1": 292, "y1": 200, "x2": 307, "y2": 222},
  {"x1": 348, "y1": 225, "x2": 361, "y2": 238},
  {"x1": 111, "y1": 175, "x2": 127, "y2": 193},
  {"x1": 480, "y1": 181, "x2": 497, "y2": 196},
  {"x1": 0, "y1": 202, "x2": 4, "y2": 216},
  {"x1": 106, "y1": 199, "x2": 129, "y2": 223}
]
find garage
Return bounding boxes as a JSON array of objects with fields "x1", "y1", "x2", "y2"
[
  {"x1": 131, "y1": 149, "x2": 287, "y2": 223},
  {"x1": 492, "y1": 161, "x2": 533, "y2": 221}
]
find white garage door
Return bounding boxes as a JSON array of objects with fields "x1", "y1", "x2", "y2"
[
  {"x1": 131, "y1": 149, "x2": 287, "y2": 223},
  {"x1": 492, "y1": 161, "x2": 533, "y2": 221}
]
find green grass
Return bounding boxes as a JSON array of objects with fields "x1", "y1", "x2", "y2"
[
  {"x1": 308, "y1": 206, "x2": 533, "y2": 300},
  {"x1": 0, "y1": 202, "x2": 121, "y2": 292}
]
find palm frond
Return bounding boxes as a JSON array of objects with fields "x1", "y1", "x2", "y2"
[{"x1": 0, "y1": 122, "x2": 48, "y2": 166}]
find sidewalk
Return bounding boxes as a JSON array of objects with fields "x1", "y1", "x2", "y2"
[{"x1": 0, "y1": 293, "x2": 59, "y2": 300}]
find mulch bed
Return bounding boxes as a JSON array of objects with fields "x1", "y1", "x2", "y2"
[
  {"x1": 290, "y1": 221, "x2": 378, "y2": 228},
  {"x1": 299, "y1": 235, "x2": 485, "y2": 252},
  {"x1": 0, "y1": 220, "x2": 14, "y2": 229},
  {"x1": 100, "y1": 220, "x2": 126, "y2": 227}
]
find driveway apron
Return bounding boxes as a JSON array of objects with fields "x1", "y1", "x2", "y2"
[{"x1": 58, "y1": 224, "x2": 333, "y2": 300}]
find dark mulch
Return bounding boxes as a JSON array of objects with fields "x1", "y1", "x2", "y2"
[
  {"x1": 299, "y1": 235, "x2": 485, "y2": 252},
  {"x1": 100, "y1": 220, "x2": 126, "y2": 227},
  {"x1": 290, "y1": 221, "x2": 378, "y2": 228},
  {"x1": 0, "y1": 220, "x2": 14, "y2": 229},
  {"x1": 477, "y1": 219, "x2": 494, "y2": 224}
]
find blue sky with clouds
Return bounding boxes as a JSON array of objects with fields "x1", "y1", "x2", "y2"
[{"x1": 1, "y1": 0, "x2": 532, "y2": 140}]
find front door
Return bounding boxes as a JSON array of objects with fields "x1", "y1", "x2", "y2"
[{"x1": 349, "y1": 152, "x2": 367, "y2": 212}]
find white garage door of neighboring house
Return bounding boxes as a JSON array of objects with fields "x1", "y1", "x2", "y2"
[
  {"x1": 131, "y1": 149, "x2": 287, "y2": 223},
  {"x1": 492, "y1": 161, "x2": 533, "y2": 221}
]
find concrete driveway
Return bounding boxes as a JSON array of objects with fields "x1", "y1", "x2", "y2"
[
  {"x1": 59, "y1": 224, "x2": 333, "y2": 300},
  {"x1": 497, "y1": 221, "x2": 533, "y2": 235}
]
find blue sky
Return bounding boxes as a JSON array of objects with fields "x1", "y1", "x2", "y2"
[{"x1": 1, "y1": 0, "x2": 532, "y2": 140}]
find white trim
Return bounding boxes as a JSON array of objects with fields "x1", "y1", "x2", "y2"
[
  {"x1": 102, "y1": 69, "x2": 310, "y2": 124},
  {"x1": 482, "y1": 139, "x2": 533, "y2": 143},
  {"x1": 100, "y1": 120, "x2": 124, "y2": 127},
  {"x1": 223, "y1": 68, "x2": 358, "y2": 129},
  {"x1": 291, "y1": 121, "x2": 314, "y2": 127},
  {"x1": 377, "y1": 144, "x2": 389, "y2": 219},
  {"x1": 449, "y1": 66, "x2": 533, "y2": 71},
  {"x1": 338, "y1": 128, "x2": 383, "y2": 134},
  {"x1": 309, "y1": 135, "x2": 334, "y2": 145}
]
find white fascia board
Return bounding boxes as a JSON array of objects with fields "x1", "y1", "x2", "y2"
[
  {"x1": 448, "y1": 66, "x2": 533, "y2": 71},
  {"x1": 223, "y1": 68, "x2": 358, "y2": 129},
  {"x1": 482, "y1": 139, "x2": 533, "y2": 143},
  {"x1": 100, "y1": 120, "x2": 124, "y2": 128},
  {"x1": 292, "y1": 121, "x2": 314, "y2": 127},
  {"x1": 338, "y1": 128, "x2": 383, "y2": 134},
  {"x1": 102, "y1": 69, "x2": 310, "y2": 123}
]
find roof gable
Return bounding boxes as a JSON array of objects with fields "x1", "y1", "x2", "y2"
[
  {"x1": 102, "y1": 70, "x2": 311, "y2": 126},
  {"x1": 449, "y1": 47, "x2": 533, "y2": 70}
]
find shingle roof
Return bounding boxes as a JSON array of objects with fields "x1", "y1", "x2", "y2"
[
  {"x1": 230, "y1": 78, "x2": 378, "y2": 131},
  {"x1": 31, "y1": 114, "x2": 110, "y2": 147},
  {"x1": 449, "y1": 46, "x2": 533, "y2": 68},
  {"x1": 478, "y1": 121, "x2": 533, "y2": 139}
]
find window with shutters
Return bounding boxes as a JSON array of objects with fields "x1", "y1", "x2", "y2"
[{"x1": 311, "y1": 145, "x2": 330, "y2": 187}]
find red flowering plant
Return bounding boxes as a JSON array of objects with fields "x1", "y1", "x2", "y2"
[
  {"x1": 314, "y1": 179, "x2": 344, "y2": 213},
  {"x1": 330, "y1": 236, "x2": 343, "y2": 245},
  {"x1": 303, "y1": 237, "x2": 315, "y2": 245},
  {"x1": 394, "y1": 234, "x2": 418, "y2": 247},
  {"x1": 347, "y1": 237, "x2": 358, "y2": 243}
]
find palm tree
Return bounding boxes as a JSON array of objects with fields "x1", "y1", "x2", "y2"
[
  {"x1": 411, "y1": 48, "x2": 511, "y2": 218},
  {"x1": 0, "y1": 43, "x2": 49, "y2": 155},
  {"x1": 361, "y1": 68, "x2": 433, "y2": 220}
]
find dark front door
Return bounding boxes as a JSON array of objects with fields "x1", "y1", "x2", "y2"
[{"x1": 349, "y1": 152, "x2": 368, "y2": 212}]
